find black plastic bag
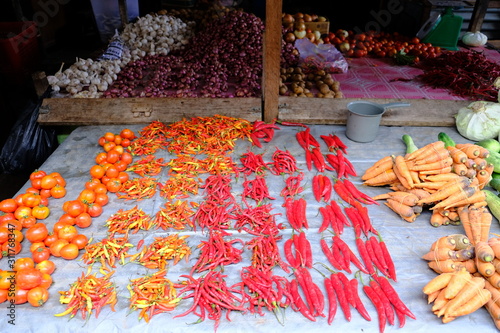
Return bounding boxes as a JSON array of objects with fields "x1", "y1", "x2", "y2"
[{"x1": 0, "y1": 91, "x2": 58, "y2": 174}]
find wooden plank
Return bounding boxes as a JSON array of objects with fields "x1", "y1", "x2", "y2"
[
  {"x1": 38, "y1": 97, "x2": 262, "y2": 125},
  {"x1": 468, "y1": 0, "x2": 491, "y2": 31},
  {"x1": 262, "y1": 0, "x2": 282, "y2": 123},
  {"x1": 277, "y1": 97, "x2": 472, "y2": 126}
]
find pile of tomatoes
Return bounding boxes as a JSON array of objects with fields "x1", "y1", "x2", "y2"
[
  {"x1": 322, "y1": 30, "x2": 442, "y2": 62},
  {"x1": 0, "y1": 127, "x2": 137, "y2": 307}
]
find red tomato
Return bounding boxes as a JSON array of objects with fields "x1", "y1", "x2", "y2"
[
  {"x1": 71, "y1": 234, "x2": 89, "y2": 250},
  {"x1": 31, "y1": 246, "x2": 51, "y2": 264},
  {"x1": 15, "y1": 267, "x2": 42, "y2": 290},
  {"x1": 36, "y1": 260, "x2": 56, "y2": 275},
  {"x1": 57, "y1": 225, "x2": 78, "y2": 242},
  {"x1": 25, "y1": 223, "x2": 49, "y2": 243},
  {"x1": 63, "y1": 200, "x2": 86, "y2": 218},
  {"x1": 0, "y1": 270, "x2": 15, "y2": 290},
  {"x1": 32, "y1": 205, "x2": 50, "y2": 220},
  {"x1": 59, "y1": 243, "x2": 79, "y2": 260},
  {"x1": 0, "y1": 198, "x2": 18, "y2": 213},
  {"x1": 13, "y1": 258, "x2": 35, "y2": 271},
  {"x1": 49, "y1": 239, "x2": 69, "y2": 257},
  {"x1": 86, "y1": 203, "x2": 103, "y2": 218},
  {"x1": 27, "y1": 286, "x2": 49, "y2": 307},
  {"x1": 7, "y1": 286, "x2": 28, "y2": 304},
  {"x1": 74, "y1": 212, "x2": 92, "y2": 228}
]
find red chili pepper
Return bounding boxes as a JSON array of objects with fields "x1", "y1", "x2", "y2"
[
  {"x1": 344, "y1": 207, "x2": 363, "y2": 238},
  {"x1": 284, "y1": 238, "x2": 298, "y2": 268},
  {"x1": 346, "y1": 243, "x2": 369, "y2": 274},
  {"x1": 369, "y1": 236, "x2": 389, "y2": 276},
  {"x1": 324, "y1": 277, "x2": 338, "y2": 325},
  {"x1": 305, "y1": 150, "x2": 313, "y2": 171},
  {"x1": 321, "y1": 176, "x2": 333, "y2": 202},
  {"x1": 356, "y1": 237, "x2": 375, "y2": 275},
  {"x1": 325, "y1": 204, "x2": 341, "y2": 235},
  {"x1": 349, "y1": 278, "x2": 371, "y2": 321},
  {"x1": 311, "y1": 147, "x2": 326, "y2": 172},
  {"x1": 295, "y1": 198, "x2": 308, "y2": 229},
  {"x1": 329, "y1": 200, "x2": 349, "y2": 227},
  {"x1": 379, "y1": 238, "x2": 397, "y2": 281},
  {"x1": 319, "y1": 207, "x2": 331, "y2": 233},
  {"x1": 299, "y1": 231, "x2": 313, "y2": 268},
  {"x1": 312, "y1": 175, "x2": 322, "y2": 202},
  {"x1": 330, "y1": 273, "x2": 351, "y2": 322},
  {"x1": 333, "y1": 180, "x2": 357, "y2": 206},
  {"x1": 365, "y1": 237, "x2": 385, "y2": 276},
  {"x1": 289, "y1": 279, "x2": 316, "y2": 321},
  {"x1": 336, "y1": 272, "x2": 356, "y2": 308},
  {"x1": 369, "y1": 280, "x2": 395, "y2": 326},
  {"x1": 342, "y1": 179, "x2": 378, "y2": 205},
  {"x1": 373, "y1": 275, "x2": 416, "y2": 320},
  {"x1": 320, "y1": 238, "x2": 344, "y2": 270},
  {"x1": 320, "y1": 134, "x2": 337, "y2": 152},
  {"x1": 363, "y1": 284, "x2": 387, "y2": 333},
  {"x1": 279, "y1": 121, "x2": 309, "y2": 128},
  {"x1": 333, "y1": 235, "x2": 352, "y2": 274},
  {"x1": 332, "y1": 134, "x2": 348, "y2": 154}
]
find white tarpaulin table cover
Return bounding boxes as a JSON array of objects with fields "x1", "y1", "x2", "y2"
[{"x1": 2, "y1": 123, "x2": 497, "y2": 333}]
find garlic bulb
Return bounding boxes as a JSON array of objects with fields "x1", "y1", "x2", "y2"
[{"x1": 462, "y1": 31, "x2": 488, "y2": 47}]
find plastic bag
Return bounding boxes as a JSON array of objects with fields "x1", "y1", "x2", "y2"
[
  {"x1": 295, "y1": 38, "x2": 349, "y2": 73},
  {"x1": 0, "y1": 91, "x2": 58, "y2": 174}
]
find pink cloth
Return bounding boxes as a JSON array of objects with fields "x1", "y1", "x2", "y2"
[{"x1": 333, "y1": 47, "x2": 500, "y2": 100}]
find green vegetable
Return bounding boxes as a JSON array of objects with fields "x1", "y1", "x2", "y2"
[
  {"x1": 437, "y1": 132, "x2": 456, "y2": 147},
  {"x1": 492, "y1": 172, "x2": 500, "y2": 180},
  {"x1": 484, "y1": 190, "x2": 500, "y2": 223},
  {"x1": 476, "y1": 138, "x2": 500, "y2": 153},
  {"x1": 486, "y1": 151, "x2": 500, "y2": 173},
  {"x1": 402, "y1": 134, "x2": 418, "y2": 154},
  {"x1": 489, "y1": 178, "x2": 500, "y2": 192}
]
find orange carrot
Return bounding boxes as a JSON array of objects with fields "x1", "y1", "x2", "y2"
[
  {"x1": 476, "y1": 145, "x2": 491, "y2": 159},
  {"x1": 384, "y1": 198, "x2": 415, "y2": 219},
  {"x1": 412, "y1": 181, "x2": 450, "y2": 191},
  {"x1": 361, "y1": 156, "x2": 393, "y2": 180},
  {"x1": 428, "y1": 259, "x2": 457, "y2": 274},
  {"x1": 485, "y1": 298, "x2": 500, "y2": 323},
  {"x1": 430, "y1": 210, "x2": 449, "y2": 227},
  {"x1": 489, "y1": 238, "x2": 500, "y2": 260},
  {"x1": 430, "y1": 186, "x2": 477, "y2": 211},
  {"x1": 423, "y1": 172, "x2": 460, "y2": 183},
  {"x1": 459, "y1": 259, "x2": 478, "y2": 274},
  {"x1": 416, "y1": 176, "x2": 471, "y2": 205},
  {"x1": 447, "y1": 146, "x2": 468, "y2": 164},
  {"x1": 484, "y1": 279, "x2": 500, "y2": 308},
  {"x1": 492, "y1": 258, "x2": 500, "y2": 274},
  {"x1": 451, "y1": 162, "x2": 468, "y2": 176},
  {"x1": 489, "y1": 273, "x2": 500, "y2": 288},
  {"x1": 442, "y1": 189, "x2": 486, "y2": 210},
  {"x1": 408, "y1": 156, "x2": 453, "y2": 171},
  {"x1": 438, "y1": 276, "x2": 485, "y2": 317},
  {"x1": 444, "y1": 268, "x2": 472, "y2": 300},
  {"x1": 445, "y1": 288, "x2": 491, "y2": 318},
  {"x1": 386, "y1": 191, "x2": 420, "y2": 206},
  {"x1": 413, "y1": 147, "x2": 450, "y2": 165},
  {"x1": 476, "y1": 241, "x2": 495, "y2": 262},
  {"x1": 407, "y1": 188, "x2": 432, "y2": 201},
  {"x1": 393, "y1": 155, "x2": 413, "y2": 189},
  {"x1": 474, "y1": 157, "x2": 487, "y2": 170},
  {"x1": 468, "y1": 206, "x2": 484, "y2": 245},
  {"x1": 406, "y1": 141, "x2": 445, "y2": 161},
  {"x1": 432, "y1": 288, "x2": 450, "y2": 312},
  {"x1": 363, "y1": 169, "x2": 398, "y2": 186},
  {"x1": 422, "y1": 247, "x2": 456, "y2": 261},
  {"x1": 476, "y1": 257, "x2": 496, "y2": 277},
  {"x1": 423, "y1": 272, "x2": 453, "y2": 295},
  {"x1": 464, "y1": 158, "x2": 477, "y2": 169},
  {"x1": 456, "y1": 143, "x2": 481, "y2": 159},
  {"x1": 431, "y1": 235, "x2": 457, "y2": 251},
  {"x1": 428, "y1": 289, "x2": 441, "y2": 304},
  {"x1": 454, "y1": 247, "x2": 475, "y2": 261},
  {"x1": 419, "y1": 165, "x2": 453, "y2": 175},
  {"x1": 480, "y1": 208, "x2": 493, "y2": 244},
  {"x1": 458, "y1": 206, "x2": 472, "y2": 243},
  {"x1": 477, "y1": 169, "x2": 492, "y2": 190},
  {"x1": 447, "y1": 210, "x2": 459, "y2": 222}
]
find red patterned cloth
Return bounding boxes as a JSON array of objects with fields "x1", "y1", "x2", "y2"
[{"x1": 334, "y1": 47, "x2": 500, "y2": 100}]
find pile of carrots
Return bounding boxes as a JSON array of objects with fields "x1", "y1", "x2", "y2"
[
  {"x1": 363, "y1": 138, "x2": 493, "y2": 226},
  {"x1": 421, "y1": 233, "x2": 500, "y2": 328},
  {"x1": 361, "y1": 134, "x2": 500, "y2": 327}
]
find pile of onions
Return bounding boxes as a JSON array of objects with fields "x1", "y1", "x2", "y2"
[{"x1": 103, "y1": 11, "x2": 266, "y2": 98}]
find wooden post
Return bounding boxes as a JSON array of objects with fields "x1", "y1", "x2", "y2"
[
  {"x1": 468, "y1": 0, "x2": 491, "y2": 32},
  {"x1": 118, "y1": 0, "x2": 129, "y2": 29},
  {"x1": 262, "y1": 0, "x2": 282, "y2": 123}
]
